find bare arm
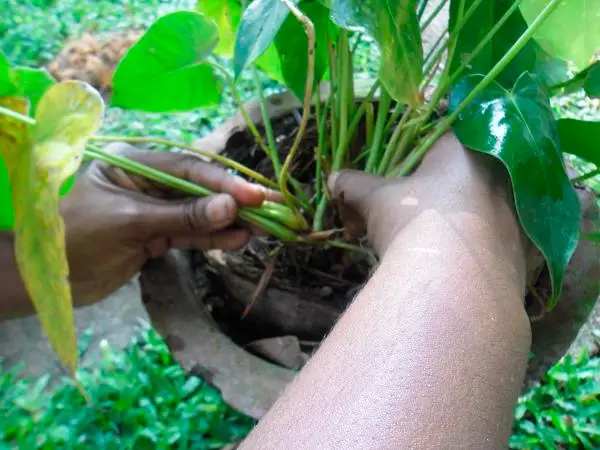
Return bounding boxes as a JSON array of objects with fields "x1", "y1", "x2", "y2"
[{"x1": 241, "y1": 134, "x2": 531, "y2": 449}]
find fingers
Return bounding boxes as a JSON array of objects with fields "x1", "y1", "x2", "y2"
[
  {"x1": 139, "y1": 193, "x2": 239, "y2": 238},
  {"x1": 328, "y1": 170, "x2": 388, "y2": 219},
  {"x1": 101, "y1": 143, "x2": 268, "y2": 207}
]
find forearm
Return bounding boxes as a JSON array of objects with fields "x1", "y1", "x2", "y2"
[
  {"x1": 242, "y1": 209, "x2": 530, "y2": 449},
  {"x1": 0, "y1": 232, "x2": 33, "y2": 319}
]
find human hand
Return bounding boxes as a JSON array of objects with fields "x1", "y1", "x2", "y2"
[
  {"x1": 329, "y1": 132, "x2": 524, "y2": 258},
  {"x1": 61, "y1": 143, "x2": 272, "y2": 306}
]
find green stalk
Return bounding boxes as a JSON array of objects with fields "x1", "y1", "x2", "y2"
[
  {"x1": 0, "y1": 105, "x2": 35, "y2": 124},
  {"x1": 90, "y1": 135, "x2": 277, "y2": 189},
  {"x1": 377, "y1": 107, "x2": 414, "y2": 175},
  {"x1": 279, "y1": 0, "x2": 316, "y2": 213},
  {"x1": 365, "y1": 102, "x2": 375, "y2": 149},
  {"x1": 423, "y1": 32, "x2": 448, "y2": 68},
  {"x1": 327, "y1": 38, "x2": 339, "y2": 156},
  {"x1": 417, "y1": 0, "x2": 430, "y2": 20},
  {"x1": 332, "y1": 32, "x2": 351, "y2": 171},
  {"x1": 420, "y1": 0, "x2": 449, "y2": 31},
  {"x1": 209, "y1": 61, "x2": 271, "y2": 157},
  {"x1": 384, "y1": 102, "x2": 405, "y2": 136},
  {"x1": 313, "y1": 195, "x2": 329, "y2": 232},
  {"x1": 252, "y1": 67, "x2": 281, "y2": 181},
  {"x1": 573, "y1": 168, "x2": 600, "y2": 183},
  {"x1": 393, "y1": 0, "x2": 564, "y2": 177},
  {"x1": 365, "y1": 87, "x2": 392, "y2": 173},
  {"x1": 85, "y1": 145, "x2": 300, "y2": 241}
]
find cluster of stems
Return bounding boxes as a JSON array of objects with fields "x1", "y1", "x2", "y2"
[{"x1": 0, "y1": 0, "x2": 568, "y2": 249}]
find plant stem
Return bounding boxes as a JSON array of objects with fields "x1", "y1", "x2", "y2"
[
  {"x1": 279, "y1": 0, "x2": 316, "y2": 210},
  {"x1": 420, "y1": 0, "x2": 449, "y2": 31},
  {"x1": 0, "y1": 105, "x2": 35, "y2": 124},
  {"x1": 209, "y1": 61, "x2": 270, "y2": 157},
  {"x1": 378, "y1": 106, "x2": 414, "y2": 175},
  {"x1": 572, "y1": 168, "x2": 600, "y2": 183},
  {"x1": 327, "y1": 38, "x2": 339, "y2": 159},
  {"x1": 365, "y1": 87, "x2": 392, "y2": 173},
  {"x1": 252, "y1": 67, "x2": 281, "y2": 181},
  {"x1": 90, "y1": 135, "x2": 278, "y2": 189},
  {"x1": 85, "y1": 145, "x2": 300, "y2": 241},
  {"x1": 417, "y1": 0, "x2": 430, "y2": 20},
  {"x1": 333, "y1": 32, "x2": 351, "y2": 171},
  {"x1": 393, "y1": 0, "x2": 564, "y2": 177}
]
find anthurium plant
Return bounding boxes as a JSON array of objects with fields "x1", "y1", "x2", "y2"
[{"x1": 0, "y1": 0, "x2": 599, "y2": 373}]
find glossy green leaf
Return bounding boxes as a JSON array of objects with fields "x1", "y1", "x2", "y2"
[
  {"x1": 0, "y1": 52, "x2": 56, "y2": 113},
  {"x1": 197, "y1": 0, "x2": 284, "y2": 81},
  {"x1": 520, "y1": 0, "x2": 600, "y2": 70},
  {"x1": 274, "y1": 1, "x2": 332, "y2": 100},
  {"x1": 233, "y1": 0, "x2": 297, "y2": 78},
  {"x1": 112, "y1": 11, "x2": 220, "y2": 112},
  {"x1": 448, "y1": 0, "x2": 568, "y2": 87},
  {"x1": 450, "y1": 73, "x2": 580, "y2": 308},
  {"x1": 557, "y1": 119, "x2": 600, "y2": 167},
  {"x1": 1, "y1": 81, "x2": 104, "y2": 373},
  {"x1": 331, "y1": 0, "x2": 423, "y2": 105}
]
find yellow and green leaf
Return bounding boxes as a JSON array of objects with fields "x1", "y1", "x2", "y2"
[{"x1": 0, "y1": 81, "x2": 104, "y2": 373}]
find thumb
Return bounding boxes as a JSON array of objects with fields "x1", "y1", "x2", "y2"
[
  {"x1": 328, "y1": 170, "x2": 388, "y2": 219},
  {"x1": 138, "y1": 193, "x2": 238, "y2": 238}
]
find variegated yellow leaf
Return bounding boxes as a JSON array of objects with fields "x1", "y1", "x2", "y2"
[{"x1": 2, "y1": 81, "x2": 104, "y2": 373}]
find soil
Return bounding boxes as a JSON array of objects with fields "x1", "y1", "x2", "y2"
[{"x1": 193, "y1": 110, "x2": 375, "y2": 352}]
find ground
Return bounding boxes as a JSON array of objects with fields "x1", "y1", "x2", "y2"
[{"x1": 0, "y1": 1, "x2": 599, "y2": 449}]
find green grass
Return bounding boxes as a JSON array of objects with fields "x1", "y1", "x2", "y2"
[
  {"x1": 0, "y1": 328, "x2": 254, "y2": 449},
  {"x1": 1, "y1": 0, "x2": 599, "y2": 448}
]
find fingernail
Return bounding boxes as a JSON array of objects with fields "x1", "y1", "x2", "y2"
[
  {"x1": 206, "y1": 194, "x2": 236, "y2": 223},
  {"x1": 327, "y1": 172, "x2": 340, "y2": 193}
]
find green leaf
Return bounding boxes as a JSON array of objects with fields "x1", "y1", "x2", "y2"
[
  {"x1": 520, "y1": 0, "x2": 600, "y2": 70},
  {"x1": 449, "y1": 73, "x2": 581, "y2": 308},
  {"x1": 233, "y1": 0, "x2": 296, "y2": 78},
  {"x1": 274, "y1": 1, "x2": 332, "y2": 100},
  {"x1": 0, "y1": 52, "x2": 56, "y2": 113},
  {"x1": 197, "y1": 0, "x2": 243, "y2": 57},
  {"x1": 198, "y1": 0, "x2": 284, "y2": 82},
  {"x1": 112, "y1": 11, "x2": 221, "y2": 112},
  {"x1": 331, "y1": 0, "x2": 423, "y2": 105},
  {"x1": 1, "y1": 81, "x2": 104, "y2": 373},
  {"x1": 448, "y1": 0, "x2": 568, "y2": 87},
  {"x1": 557, "y1": 119, "x2": 600, "y2": 167}
]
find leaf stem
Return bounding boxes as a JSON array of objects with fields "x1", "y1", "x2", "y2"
[
  {"x1": 279, "y1": 0, "x2": 315, "y2": 213},
  {"x1": 333, "y1": 32, "x2": 351, "y2": 171},
  {"x1": 572, "y1": 168, "x2": 600, "y2": 183},
  {"x1": 90, "y1": 135, "x2": 278, "y2": 189},
  {"x1": 420, "y1": 0, "x2": 449, "y2": 31},
  {"x1": 0, "y1": 105, "x2": 35, "y2": 125},
  {"x1": 365, "y1": 87, "x2": 391, "y2": 173},
  {"x1": 252, "y1": 67, "x2": 281, "y2": 180},
  {"x1": 209, "y1": 61, "x2": 271, "y2": 157},
  {"x1": 85, "y1": 145, "x2": 300, "y2": 241}
]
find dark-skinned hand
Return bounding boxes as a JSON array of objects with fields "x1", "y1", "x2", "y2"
[{"x1": 61, "y1": 143, "x2": 274, "y2": 306}]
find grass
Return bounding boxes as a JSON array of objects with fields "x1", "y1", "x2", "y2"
[
  {"x1": 0, "y1": 328, "x2": 255, "y2": 449},
  {"x1": 1, "y1": 0, "x2": 599, "y2": 448}
]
